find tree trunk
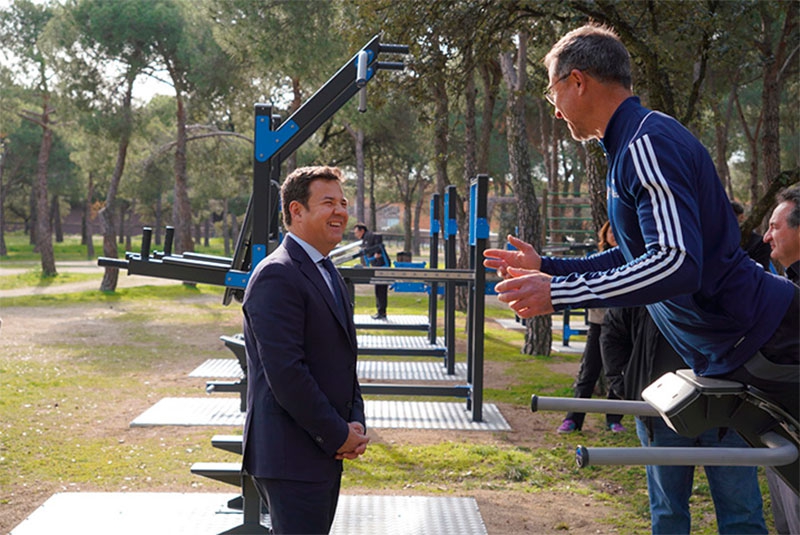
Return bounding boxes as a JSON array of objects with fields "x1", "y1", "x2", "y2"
[
  {"x1": 714, "y1": 99, "x2": 733, "y2": 198},
  {"x1": 403, "y1": 197, "x2": 413, "y2": 253},
  {"x1": 456, "y1": 59, "x2": 479, "y2": 312},
  {"x1": 500, "y1": 33, "x2": 551, "y2": 356},
  {"x1": 125, "y1": 199, "x2": 134, "y2": 251},
  {"x1": 35, "y1": 98, "x2": 56, "y2": 277},
  {"x1": 413, "y1": 188, "x2": 424, "y2": 256},
  {"x1": 0, "y1": 138, "x2": 7, "y2": 256},
  {"x1": 344, "y1": 124, "x2": 366, "y2": 224},
  {"x1": 118, "y1": 201, "x2": 126, "y2": 244},
  {"x1": 99, "y1": 76, "x2": 135, "y2": 291},
  {"x1": 369, "y1": 156, "x2": 377, "y2": 230},
  {"x1": 155, "y1": 194, "x2": 163, "y2": 246},
  {"x1": 585, "y1": 142, "x2": 608, "y2": 232},
  {"x1": 29, "y1": 187, "x2": 36, "y2": 246},
  {"x1": 223, "y1": 197, "x2": 231, "y2": 257},
  {"x1": 85, "y1": 173, "x2": 95, "y2": 259},
  {"x1": 230, "y1": 211, "x2": 239, "y2": 253},
  {"x1": 99, "y1": 206, "x2": 119, "y2": 291},
  {"x1": 477, "y1": 59, "x2": 501, "y2": 175},
  {"x1": 173, "y1": 92, "x2": 193, "y2": 254},
  {"x1": 51, "y1": 194, "x2": 63, "y2": 242},
  {"x1": 733, "y1": 91, "x2": 762, "y2": 208},
  {"x1": 758, "y1": 2, "x2": 795, "y2": 199}
]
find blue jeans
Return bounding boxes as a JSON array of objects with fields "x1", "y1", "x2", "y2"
[{"x1": 635, "y1": 417, "x2": 767, "y2": 534}]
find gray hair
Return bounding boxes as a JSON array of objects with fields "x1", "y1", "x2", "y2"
[
  {"x1": 777, "y1": 185, "x2": 800, "y2": 229},
  {"x1": 544, "y1": 24, "x2": 632, "y2": 90}
]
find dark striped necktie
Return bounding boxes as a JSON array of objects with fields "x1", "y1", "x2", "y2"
[{"x1": 320, "y1": 257, "x2": 345, "y2": 315}]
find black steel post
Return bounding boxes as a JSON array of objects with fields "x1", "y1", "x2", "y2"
[
  {"x1": 163, "y1": 226, "x2": 174, "y2": 256},
  {"x1": 444, "y1": 186, "x2": 457, "y2": 376},
  {"x1": 469, "y1": 175, "x2": 489, "y2": 422},
  {"x1": 140, "y1": 227, "x2": 152, "y2": 261}
]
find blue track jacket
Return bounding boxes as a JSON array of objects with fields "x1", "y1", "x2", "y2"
[{"x1": 541, "y1": 97, "x2": 794, "y2": 376}]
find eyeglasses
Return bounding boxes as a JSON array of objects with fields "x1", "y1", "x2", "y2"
[{"x1": 544, "y1": 73, "x2": 571, "y2": 105}]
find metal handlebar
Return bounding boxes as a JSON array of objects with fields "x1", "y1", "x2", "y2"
[
  {"x1": 576, "y1": 431, "x2": 798, "y2": 468},
  {"x1": 531, "y1": 394, "x2": 660, "y2": 417},
  {"x1": 378, "y1": 43, "x2": 410, "y2": 54}
]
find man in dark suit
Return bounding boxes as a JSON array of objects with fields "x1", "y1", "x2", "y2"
[
  {"x1": 242, "y1": 166, "x2": 369, "y2": 534},
  {"x1": 353, "y1": 223, "x2": 388, "y2": 319}
]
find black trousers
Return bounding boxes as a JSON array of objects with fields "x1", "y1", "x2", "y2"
[
  {"x1": 566, "y1": 322, "x2": 623, "y2": 428},
  {"x1": 375, "y1": 284, "x2": 388, "y2": 316},
  {"x1": 253, "y1": 476, "x2": 341, "y2": 534}
]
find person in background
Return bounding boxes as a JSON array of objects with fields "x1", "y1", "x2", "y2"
[
  {"x1": 761, "y1": 184, "x2": 800, "y2": 535},
  {"x1": 764, "y1": 185, "x2": 800, "y2": 283},
  {"x1": 730, "y1": 200, "x2": 772, "y2": 271},
  {"x1": 557, "y1": 221, "x2": 626, "y2": 434},
  {"x1": 354, "y1": 223, "x2": 389, "y2": 320},
  {"x1": 242, "y1": 166, "x2": 368, "y2": 534},
  {"x1": 602, "y1": 306, "x2": 767, "y2": 534}
]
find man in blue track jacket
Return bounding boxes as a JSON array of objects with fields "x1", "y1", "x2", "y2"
[{"x1": 484, "y1": 24, "x2": 799, "y2": 422}]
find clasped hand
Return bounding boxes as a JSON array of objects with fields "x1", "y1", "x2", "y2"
[
  {"x1": 335, "y1": 422, "x2": 369, "y2": 460},
  {"x1": 483, "y1": 235, "x2": 555, "y2": 318}
]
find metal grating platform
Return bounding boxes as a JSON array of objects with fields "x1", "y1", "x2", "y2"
[
  {"x1": 354, "y1": 314, "x2": 430, "y2": 331},
  {"x1": 190, "y1": 360, "x2": 466, "y2": 380},
  {"x1": 366, "y1": 400, "x2": 510, "y2": 430},
  {"x1": 189, "y1": 359, "x2": 244, "y2": 378},
  {"x1": 357, "y1": 335, "x2": 446, "y2": 357},
  {"x1": 131, "y1": 398, "x2": 510, "y2": 431},
  {"x1": 358, "y1": 361, "x2": 467, "y2": 381},
  {"x1": 131, "y1": 397, "x2": 244, "y2": 427},
  {"x1": 333, "y1": 494, "x2": 487, "y2": 534},
  {"x1": 11, "y1": 492, "x2": 487, "y2": 535}
]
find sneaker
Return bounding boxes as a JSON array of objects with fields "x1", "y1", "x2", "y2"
[
  {"x1": 371, "y1": 313, "x2": 387, "y2": 320},
  {"x1": 557, "y1": 419, "x2": 577, "y2": 434},
  {"x1": 608, "y1": 423, "x2": 626, "y2": 433}
]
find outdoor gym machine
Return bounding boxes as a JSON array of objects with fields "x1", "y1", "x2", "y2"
[{"x1": 531, "y1": 369, "x2": 799, "y2": 495}]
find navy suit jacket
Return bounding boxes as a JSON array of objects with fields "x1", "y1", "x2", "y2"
[{"x1": 241, "y1": 235, "x2": 364, "y2": 482}]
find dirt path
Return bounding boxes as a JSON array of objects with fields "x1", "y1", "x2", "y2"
[{"x1": 0, "y1": 261, "x2": 182, "y2": 298}]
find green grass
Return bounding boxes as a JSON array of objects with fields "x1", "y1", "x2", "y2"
[{"x1": 0, "y1": 269, "x2": 99, "y2": 290}]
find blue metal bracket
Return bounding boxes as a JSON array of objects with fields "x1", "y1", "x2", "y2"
[
  {"x1": 355, "y1": 49, "x2": 375, "y2": 86},
  {"x1": 429, "y1": 197, "x2": 440, "y2": 235},
  {"x1": 224, "y1": 244, "x2": 267, "y2": 288},
  {"x1": 444, "y1": 190, "x2": 458, "y2": 238},
  {"x1": 474, "y1": 218, "x2": 489, "y2": 241},
  {"x1": 225, "y1": 270, "x2": 250, "y2": 289},
  {"x1": 445, "y1": 218, "x2": 457, "y2": 237},
  {"x1": 254, "y1": 118, "x2": 299, "y2": 163}
]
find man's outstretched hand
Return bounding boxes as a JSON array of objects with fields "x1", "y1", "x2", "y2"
[
  {"x1": 483, "y1": 235, "x2": 542, "y2": 279},
  {"x1": 493, "y1": 268, "x2": 555, "y2": 318}
]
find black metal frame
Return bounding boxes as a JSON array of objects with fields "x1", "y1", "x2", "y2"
[{"x1": 343, "y1": 176, "x2": 491, "y2": 423}]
